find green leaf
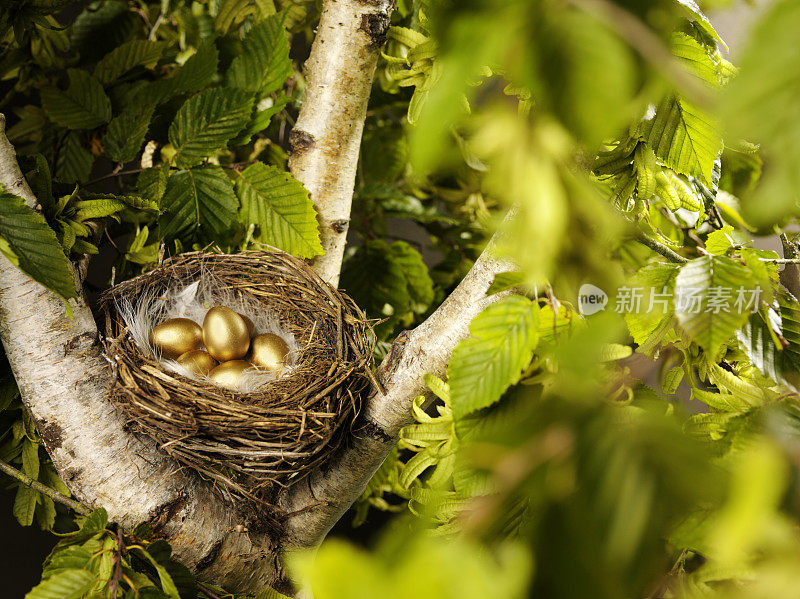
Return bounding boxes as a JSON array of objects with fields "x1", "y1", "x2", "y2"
[
  {"x1": 77, "y1": 508, "x2": 108, "y2": 534},
  {"x1": 671, "y1": 31, "x2": 721, "y2": 86},
  {"x1": 641, "y1": 95, "x2": 721, "y2": 186},
  {"x1": 448, "y1": 296, "x2": 539, "y2": 419},
  {"x1": 43, "y1": 547, "x2": 92, "y2": 579},
  {"x1": 677, "y1": 0, "x2": 728, "y2": 51},
  {"x1": 134, "y1": 548, "x2": 180, "y2": 599},
  {"x1": 775, "y1": 289, "x2": 800, "y2": 391},
  {"x1": 160, "y1": 166, "x2": 239, "y2": 241},
  {"x1": 104, "y1": 105, "x2": 155, "y2": 163},
  {"x1": 13, "y1": 484, "x2": 37, "y2": 527},
  {"x1": 24, "y1": 154, "x2": 54, "y2": 215},
  {"x1": 94, "y1": 39, "x2": 167, "y2": 85},
  {"x1": 168, "y1": 88, "x2": 253, "y2": 168},
  {"x1": 736, "y1": 308, "x2": 783, "y2": 385},
  {"x1": 692, "y1": 388, "x2": 753, "y2": 414},
  {"x1": 25, "y1": 568, "x2": 95, "y2": 599},
  {"x1": 229, "y1": 95, "x2": 290, "y2": 145},
  {"x1": 705, "y1": 225, "x2": 736, "y2": 255},
  {"x1": 133, "y1": 40, "x2": 219, "y2": 105},
  {"x1": 624, "y1": 262, "x2": 680, "y2": 353},
  {"x1": 720, "y1": 0, "x2": 800, "y2": 226},
  {"x1": 70, "y1": 0, "x2": 137, "y2": 63},
  {"x1": 21, "y1": 439, "x2": 39, "y2": 479},
  {"x1": 674, "y1": 255, "x2": 757, "y2": 354},
  {"x1": 0, "y1": 188, "x2": 77, "y2": 300},
  {"x1": 488, "y1": 271, "x2": 524, "y2": 295},
  {"x1": 41, "y1": 69, "x2": 111, "y2": 129},
  {"x1": 137, "y1": 164, "x2": 170, "y2": 205},
  {"x1": 227, "y1": 12, "x2": 291, "y2": 95},
  {"x1": 215, "y1": 0, "x2": 276, "y2": 33},
  {"x1": 235, "y1": 162, "x2": 323, "y2": 258},
  {"x1": 55, "y1": 132, "x2": 93, "y2": 185},
  {"x1": 389, "y1": 241, "x2": 433, "y2": 313},
  {"x1": 35, "y1": 495, "x2": 57, "y2": 531}
]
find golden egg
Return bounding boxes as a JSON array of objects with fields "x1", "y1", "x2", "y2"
[
  {"x1": 151, "y1": 318, "x2": 203, "y2": 359},
  {"x1": 248, "y1": 333, "x2": 289, "y2": 371},
  {"x1": 202, "y1": 306, "x2": 251, "y2": 361},
  {"x1": 239, "y1": 313, "x2": 256, "y2": 337},
  {"x1": 176, "y1": 350, "x2": 218, "y2": 376},
  {"x1": 208, "y1": 360, "x2": 253, "y2": 390}
]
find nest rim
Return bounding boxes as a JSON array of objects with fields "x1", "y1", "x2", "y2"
[{"x1": 100, "y1": 249, "x2": 376, "y2": 526}]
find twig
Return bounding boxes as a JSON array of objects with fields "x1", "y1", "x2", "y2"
[
  {"x1": 761, "y1": 258, "x2": 800, "y2": 264},
  {"x1": 0, "y1": 458, "x2": 92, "y2": 516},
  {"x1": 634, "y1": 232, "x2": 689, "y2": 264},
  {"x1": 197, "y1": 582, "x2": 225, "y2": 599},
  {"x1": 108, "y1": 527, "x2": 125, "y2": 599},
  {"x1": 84, "y1": 168, "x2": 146, "y2": 186},
  {"x1": 148, "y1": 13, "x2": 164, "y2": 40}
]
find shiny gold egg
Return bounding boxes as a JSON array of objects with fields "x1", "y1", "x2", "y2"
[
  {"x1": 248, "y1": 333, "x2": 289, "y2": 371},
  {"x1": 208, "y1": 360, "x2": 253, "y2": 390},
  {"x1": 151, "y1": 318, "x2": 203, "y2": 359},
  {"x1": 176, "y1": 350, "x2": 218, "y2": 376},
  {"x1": 239, "y1": 313, "x2": 256, "y2": 337},
  {"x1": 202, "y1": 306, "x2": 251, "y2": 361}
]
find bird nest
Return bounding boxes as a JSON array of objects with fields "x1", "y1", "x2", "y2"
[{"x1": 100, "y1": 250, "x2": 375, "y2": 527}]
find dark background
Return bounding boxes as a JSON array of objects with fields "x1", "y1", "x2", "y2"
[{"x1": 0, "y1": 491, "x2": 54, "y2": 597}]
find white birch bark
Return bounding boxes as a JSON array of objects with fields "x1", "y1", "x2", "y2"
[
  {"x1": 279, "y1": 241, "x2": 515, "y2": 548},
  {"x1": 0, "y1": 0, "x2": 520, "y2": 592},
  {"x1": 289, "y1": 0, "x2": 395, "y2": 286},
  {"x1": 0, "y1": 114, "x2": 279, "y2": 592}
]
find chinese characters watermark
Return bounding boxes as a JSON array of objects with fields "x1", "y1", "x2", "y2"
[{"x1": 579, "y1": 284, "x2": 762, "y2": 315}]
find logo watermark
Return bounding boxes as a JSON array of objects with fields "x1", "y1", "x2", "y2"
[
  {"x1": 577, "y1": 284, "x2": 762, "y2": 315},
  {"x1": 578, "y1": 284, "x2": 608, "y2": 316}
]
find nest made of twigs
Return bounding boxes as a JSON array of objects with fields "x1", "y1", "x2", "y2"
[{"x1": 100, "y1": 250, "x2": 375, "y2": 526}]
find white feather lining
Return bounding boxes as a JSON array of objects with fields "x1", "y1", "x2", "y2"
[{"x1": 114, "y1": 267, "x2": 299, "y2": 393}]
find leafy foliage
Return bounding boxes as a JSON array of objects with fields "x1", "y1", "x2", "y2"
[
  {"x1": 160, "y1": 166, "x2": 239, "y2": 241},
  {"x1": 40, "y1": 69, "x2": 111, "y2": 130},
  {"x1": 5, "y1": 0, "x2": 800, "y2": 599},
  {"x1": 0, "y1": 188, "x2": 76, "y2": 300},
  {"x1": 168, "y1": 89, "x2": 254, "y2": 168},
  {"x1": 234, "y1": 163, "x2": 323, "y2": 258},
  {"x1": 227, "y1": 12, "x2": 292, "y2": 95},
  {"x1": 448, "y1": 296, "x2": 539, "y2": 419}
]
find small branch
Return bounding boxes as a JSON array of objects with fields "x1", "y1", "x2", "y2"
[
  {"x1": 279, "y1": 224, "x2": 516, "y2": 549},
  {"x1": 0, "y1": 458, "x2": 91, "y2": 516},
  {"x1": 108, "y1": 527, "x2": 125, "y2": 599},
  {"x1": 634, "y1": 232, "x2": 688, "y2": 264},
  {"x1": 83, "y1": 168, "x2": 145, "y2": 186}
]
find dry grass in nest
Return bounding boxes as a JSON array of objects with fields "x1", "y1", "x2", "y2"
[{"x1": 100, "y1": 250, "x2": 375, "y2": 528}]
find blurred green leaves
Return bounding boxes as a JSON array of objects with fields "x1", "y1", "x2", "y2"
[
  {"x1": 721, "y1": 0, "x2": 800, "y2": 227},
  {"x1": 291, "y1": 536, "x2": 531, "y2": 599}
]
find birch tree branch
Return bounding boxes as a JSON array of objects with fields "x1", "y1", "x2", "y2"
[
  {"x1": 278, "y1": 236, "x2": 516, "y2": 550},
  {"x1": 289, "y1": 0, "x2": 395, "y2": 286},
  {"x1": 0, "y1": 115, "x2": 278, "y2": 593}
]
